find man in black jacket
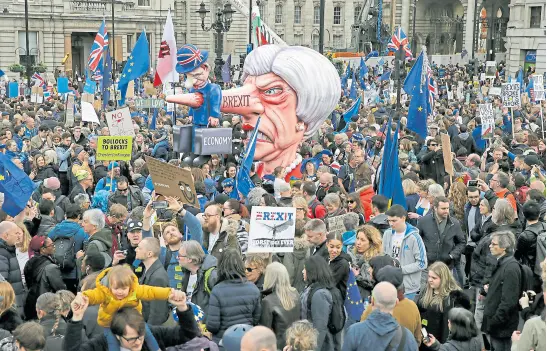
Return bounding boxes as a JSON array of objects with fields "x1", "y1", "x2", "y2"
[
  {"x1": 136, "y1": 237, "x2": 170, "y2": 326},
  {"x1": 304, "y1": 219, "x2": 329, "y2": 262},
  {"x1": 64, "y1": 291, "x2": 200, "y2": 351},
  {"x1": 418, "y1": 138, "x2": 446, "y2": 185},
  {"x1": 417, "y1": 196, "x2": 466, "y2": 269},
  {"x1": 0, "y1": 221, "x2": 26, "y2": 318},
  {"x1": 515, "y1": 201, "x2": 545, "y2": 285},
  {"x1": 482, "y1": 231, "x2": 521, "y2": 351}
]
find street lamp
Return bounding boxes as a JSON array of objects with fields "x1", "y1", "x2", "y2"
[{"x1": 196, "y1": 1, "x2": 235, "y2": 82}]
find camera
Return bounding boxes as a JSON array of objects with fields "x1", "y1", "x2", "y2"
[
  {"x1": 467, "y1": 180, "x2": 478, "y2": 187},
  {"x1": 122, "y1": 250, "x2": 128, "y2": 256},
  {"x1": 421, "y1": 327, "x2": 430, "y2": 343},
  {"x1": 152, "y1": 201, "x2": 168, "y2": 210}
]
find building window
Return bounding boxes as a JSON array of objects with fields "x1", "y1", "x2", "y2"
[
  {"x1": 354, "y1": 6, "x2": 361, "y2": 23},
  {"x1": 138, "y1": 0, "x2": 150, "y2": 6},
  {"x1": 314, "y1": 6, "x2": 320, "y2": 24},
  {"x1": 126, "y1": 35, "x2": 133, "y2": 53},
  {"x1": 334, "y1": 6, "x2": 341, "y2": 25},
  {"x1": 17, "y1": 31, "x2": 38, "y2": 66},
  {"x1": 294, "y1": 6, "x2": 302, "y2": 24},
  {"x1": 530, "y1": 6, "x2": 542, "y2": 28},
  {"x1": 259, "y1": 3, "x2": 267, "y2": 19},
  {"x1": 294, "y1": 34, "x2": 303, "y2": 45},
  {"x1": 334, "y1": 35, "x2": 343, "y2": 48},
  {"x1": 312, "y1": 34, "x2": 319, "y2": 51},
  {"x1": 275, "y1": 4, "x2": 283, "y2": 24}
]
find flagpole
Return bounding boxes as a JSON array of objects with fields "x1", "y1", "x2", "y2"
[{"x1": 111, "y1": 0, "x2": 117, "y2": 108}]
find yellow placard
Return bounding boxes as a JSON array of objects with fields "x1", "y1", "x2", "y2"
[{"x1": 96, "y1": 136, "x2": 133, "y2": 161}]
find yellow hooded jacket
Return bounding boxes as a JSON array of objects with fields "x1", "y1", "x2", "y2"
[{"x1": 82, "y1": 267, "x2": 172, "y2": 327}]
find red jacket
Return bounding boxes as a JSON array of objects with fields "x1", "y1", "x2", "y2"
[
  {"x1": 359, "y1": 185, "x2": 375, "y2": 222},
  {"x1": 308, "y1": 198, "x2": 327, "y2": 219}
]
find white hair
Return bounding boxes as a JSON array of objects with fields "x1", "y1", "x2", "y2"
[
  {"x1": 83, "y1": 209, "x2": 105, "y2": 231},
  {"x1": 242, "y1": 45, "x2": 341, "y2": 138}
]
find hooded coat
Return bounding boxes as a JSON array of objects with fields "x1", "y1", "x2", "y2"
[
  {"x1": 282, "y1": 236, "x2": 310, "y2": 293},
  {"x1": 0, "y1": 239, "x2": 26, "y2": 318},
  {"x1": 81, "y1": 266, "x2": 172, "y2": 327},
  {"x1": 84, "y1": 228, "x2": 113, "y2": 267}
]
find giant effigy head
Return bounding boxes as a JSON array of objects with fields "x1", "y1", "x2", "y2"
[{"x1": 168, "y1": 44, "x2": 341, "y2": 174}]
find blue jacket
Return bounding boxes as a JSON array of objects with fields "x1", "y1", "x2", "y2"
[
  {"x1": 48, "y1": 220, "x2": 89, "y2": 279},
  {"x1": 159, "y1": 247, "x2": 184, "y2": 290},
  {"x1": 471, "y1": 126, "x2": 486, "y2": 152},
  {"x1": 206, "y1": 279, "x2": 261, "y2": 343},
  {"x1": 343, "y1": 309, "x2": 417, "y2": 351},
  {"x1": 94, "y1": 177, "x2": 118, "y2": 193},
  {"x1": 56, "y1": 146, "x2": 72, "y2": 172}
]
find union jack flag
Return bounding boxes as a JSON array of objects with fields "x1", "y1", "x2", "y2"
[
  {"x1": 177, "y1": 45, "x2": 204, "y2": 68},
  {"x1": 428, "y1": 77, "x2": 437, "y2": 111},
  {"x1": 31, "y1": 72, "x2": 44, "y2": 87},
  {"x1": 87, "y1": 20, "x2": 109, "y2": 72},
  {"x1": 387, "y1": 27, "x2": 413, "y2": 58}
]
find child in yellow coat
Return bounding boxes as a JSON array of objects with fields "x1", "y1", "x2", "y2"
[{"x1": 80, "y1": 265, "x2": 184, "y2": 351}]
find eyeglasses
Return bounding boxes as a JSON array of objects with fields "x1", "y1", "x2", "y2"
[
  {"x1": 118, "y1": 187, "x2": 128, "y2": 192},
  {"x1": 348, "y1": 200, "x2": 356, "y2": 204},
  {"x1": 121, "y1": 335, "x2": 144, "y2": 344},
  {"x1": 430, "y1": 144, "x2": 438, "y2": 147},
  {"x1": 296, "y1": 207, "x2": 306, "y2": 212},
  {"x1": 203, "y1": 213, "x2": 219, "y2": 219}
]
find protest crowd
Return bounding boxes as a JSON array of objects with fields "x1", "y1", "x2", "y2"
[{"x1": 0, "y1": 23, "x2": 545, "y2": 351}]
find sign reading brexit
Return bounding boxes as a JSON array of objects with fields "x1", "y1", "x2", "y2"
[
  {"x1": 96, "y1": 136, "x2": 132, "y2": 161},
  {"x1": 248, "y1": 206, "x2": 296, "y2": 253}
]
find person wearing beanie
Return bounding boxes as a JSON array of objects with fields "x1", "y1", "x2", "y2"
[
  {"x1": 68, "y1": 143, "x2": 92, "y2": 195},
  {"x1": 360, "y1": 266, "x2": 423, "y2": 345},
  {"x1": 24, "y1": 236, "x2": 67, "y2": 320},
  {"x1": 69, "y1": 170, "x2": 93, "y2": 203}
]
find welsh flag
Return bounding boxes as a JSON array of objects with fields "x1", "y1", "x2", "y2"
[
  {"x1": 153, "y1": 9, "x2": 178, "y2": 87},
  {"x1": 251, "y1": 5, "x2": 266, "y2": 47}
]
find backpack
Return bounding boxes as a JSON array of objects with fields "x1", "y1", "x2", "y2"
[
  {"x1": 535, "y1": 231, "x2": 546, "y2": 277},
  {"x1": 203, "y1": 266, "x2": 216, "y2": 294},
  {"x1": 52, "y1": 235, "x2": 76, "y2": 272},
  {"x1": 310, "y1": 200, "x2": 321, "y2": 219},
  {"x1": 518, "y1": 261, "x2": 534, "y2": 295},
  {"x1": 307, "y1": 286, "x2": 346, "y2": 334},
  {"x1": 386, "y1": 325, "x2": 407, "y2": 351}
]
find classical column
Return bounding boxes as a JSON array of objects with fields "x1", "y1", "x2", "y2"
[
  {"x1": 401, "y1": 0, "x2": 410, "y2": 32},
  {"x1": 464, "y1": 0, "x2": 475, "y2": 56}
]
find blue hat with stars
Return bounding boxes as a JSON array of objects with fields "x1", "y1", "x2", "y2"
[
  {"x1": 351, "y1": 133, "x2": 364, "y2": 142},
  {"x1": 222, "y1": 178, "x2": 235, "y2": 187},
  {"x1": 176, "y1": 44, "x2": 209, "y2": 74}
]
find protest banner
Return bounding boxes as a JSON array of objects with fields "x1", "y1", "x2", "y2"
[
  {"x1": 248, "y1": 206, "x2": 296, "y2": 253},
  {"x1": 479, "y1": 103, "x2": 494, "y2": 139},
  {"x1": 441, "y1": 133, "x2": 454, "y2": 177},
  {"x1": 533, "y1": 75, "x2": 545, "y2": 102},
  {"x1": 57, "y1": 77, "x2": 69, "y2": 94},
  {"x1": 106, "y1": 107, "x2": 135, "y2": 137},
  {"x1": 65, "y1": 95, "x2": 75, "y2": 127},
  {"x1": 135, "y1": 99, "x2": 165, "y2": 109},
  {"x1": 8, "y1": 82, "x2": 18, "y2": 98},
  {"x1": 144, "y1": 82, "x2": 156, "y2": 95},
  {"x1": 82, "y1": 101, "x2": 100, "y2": 124},
  {"x1": 501, "y1": 83, "x2": 521, "y2": 107},
  {"x1": 488, "y1": 87, "x2": 502, "y2": 96},
  {"x1": 30, "y1": 87, "x2": 43, "y2": 103},
  {"x1": 145, "y1": 155, "x2": 198, "y2": 206},
  {"x1": 96, "y1": 136, "x2": 132, "y2": 161},
  {"x1": 485, "y1": 61, "x2": 497, "y2": 78},
  {"x1": 82, "y1": 93, "x2": 94, "y2": 103},
  {"x1": 327, "y1": 213, "x2": 352, "y2": 236}
]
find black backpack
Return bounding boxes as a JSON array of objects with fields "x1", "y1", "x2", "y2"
[
  {"x1": 52, "y1": 235, "x2": 76, "y2": 272},
  {"x1": 307, "y1": 286, "x2": 346, "y2": 334}
]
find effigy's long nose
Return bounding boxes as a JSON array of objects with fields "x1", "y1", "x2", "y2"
[{"x1": 220, "y1": 84, "x2": 264, "y2": 116}]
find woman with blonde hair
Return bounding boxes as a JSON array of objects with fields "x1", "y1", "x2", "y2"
[
  {"x1": 29, "y1": 153, "x2": 57, "y2": 182},
  {"x1": 417, "y1": 262, "x2": 471, "y2": 349},
  {"x1": 292, "y1": 196, "x2": 309, "y2": 221},
  {"x1": 15, "y1": 223, "x2": 31, "y2": 288},
  {"x1": 284, "y1": 320, "x2": 319, "y2": 351},
  {"x1": 347, "y1": 225, "x2": 383, "y2": 300},
  {"x1": 0, "y1": 281, "x2": 23, "y2": 333},
  {"x1": 409, "y1": 179, "x2": 436, "y2": 221},
  {"x1": 260, "y1": 262, "x2": 300, "y2": 350},
  {"x1": 448, "y1": 181, "x2": 467, "y2": 222},
  {"x1": 403, "y1": 179, "x2": 420, "y2": 224}
]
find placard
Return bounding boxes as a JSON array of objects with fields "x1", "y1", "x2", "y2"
[
  {"x1": 126, "y1": 81, "x2": 135, "y2": 98},
  {"x1": 248, "y1": 206, "x2": 296, "y2": 253},
  {"x1": 8, "y1": 82, "x2": 18, "y2": 98},
  {"x1": 533, "y1": 75, "x2": 545, "y2": 102},
  {"x1": 96, "y1": 136, "x2": 132, "y2": 161},
  {"x1": 485, "y1": 61, "x2": 497, "y2": 78},
  {"x1": 479, "y1": 103, "x2": 494, "y2": 139},
  {"x1": 145, "y1": 155, "x2": 198, "y2": 206},
  {"x1": 144, "y1": 82, "x2": 156, "y2": 95},
  {"x1": 82, "y1": 93, "x2": 95, "y2": 103},
  {"x1": 57, "y1": 77, "x2": 69, "y2": 94},
  {"x1": 105, "y1": 107, "x2": 135, "y2": 137},
  {"x1": 501, "y1": 83, "x2": 521, "y2": 107},
  {"x1": 441, "y1": 133, "x2": 453, "y2": 176},
  {"x1": 135, "y1": 98, "x2": 165, "y2": 109},
  {"x1": 488, "y1": 87, "x2": 502, "y2": 96},
  {"x1": 82, "y1": 101, "x2": 100, "y2": 124},
  {"x1": 327, "y1": 213, "x2": 352, "y2": 236},
  {"x1": 66, "y1": 95, "x2": 75, "y2": 127}
]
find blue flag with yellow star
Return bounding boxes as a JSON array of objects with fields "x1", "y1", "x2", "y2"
[
  {"x1": 344, "y1": 270, "x2": 364, "y2": 321},
  {"x1": 403, "y1": 50, "x2": 425, "y2": 96},
  {"x1": 407, "y1": 73, "x2": 429, "y2": 139},
  {"x1": 0, "y1": 153, "x2": 34, "y2": 217},
  {"x1": 118, "y1": 30, "x2": 149, "y2": 105}
]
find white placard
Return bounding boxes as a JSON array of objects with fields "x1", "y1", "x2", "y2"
[
  {"x1": 488, "y1": 87, "x2": 502, "y2": 96},
  {"x1": 533, "y1": 75, "x2": 545, "y2": 102},
  {"x1": 501, "y1": 83, "x2": 521, "y2": 107},
  {"x1": 66, "y1": 95, "x2": 75, "y2": 127},
  {"x1": 485, "y1": 61, "x2": 497, "y2": 78},
  {"x1": 248, "y1": 206, "x2": 296, "y2": 253},
  {"x1": 105, "y1": 107, "x2": 136, "y2": 137},
  {"x1": 479, "y1": 103, "x2": 494, "y2": 139},
  {"x1": 81, "y1": 101, "x2": 100, "y2": 124}
]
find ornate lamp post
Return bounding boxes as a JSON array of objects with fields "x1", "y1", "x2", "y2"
[{"x1": 196, "y1": 1, "x2": 235, "y2": 81}]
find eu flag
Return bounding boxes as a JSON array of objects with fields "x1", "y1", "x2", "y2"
[
  {"x1": 407, "y1": 74, "x2": 429, "y2": 139},
  {"x1": 118, "y1": 30, "x2": 150, "y2": 105},
  {"x1": 378, "y1": 115, "x2": 393, "y2": 193},
  {"x1": 516, "y1": 67, "x2": 524, "y2": 92},
  {"x1": 349, "y1": 71, "x2": 358, "y2": 99},
  {"x1": 380, "y1": 120, "x2": 407, "y2": 208},
  {"x1": 403, "y1": 50, "x2": 424, "y2": 96},
  {"x1": 359, "y1": 57, "x2": 368, "y2": 78},
  {"x1": 0, "y1": 153, "x2": 34, "y2": 217},
  {"x1": 342, "y1": 96, "x2": 361, "y2": 123},
  {"x1": 102, "y1": 45, "x2": 112, "y2": 109},
  {"x1": 237, "y1": 117, "x2": 261, "y2": 197},
  {"x1": 379, "y1": 70, "x2": 391, "y2": 81},
  {"x1": 344, "y1": 270, "x2": 364, "y2": 321},
  {"x1": 0, "y1": 70, "x2": 5, "y2": 78}
]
